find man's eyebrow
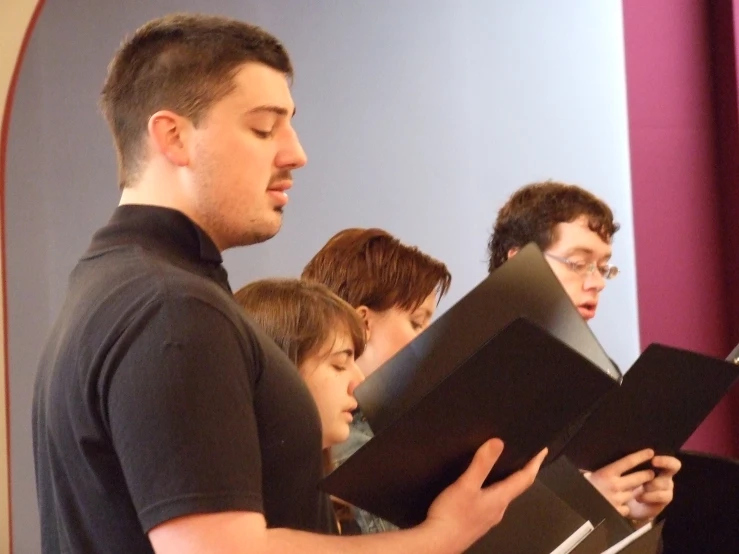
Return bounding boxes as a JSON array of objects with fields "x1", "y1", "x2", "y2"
[
  {"x1": 565, "y1": 247, "x2": 594, "y2": 255},
  {"x1": 246, "y1": 105, "x2": 296, "y2": 117},
  {"x1": 565, "y1": 247, "x2": 612, "y2": 260}
]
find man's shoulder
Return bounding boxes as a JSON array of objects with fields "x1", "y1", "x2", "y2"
[
  {"x1": 60, "y1": 245, "x2": 260, "y2": 364},
  {"x1": 77, "y1": 244, "x2": 233, "y2": 315}
]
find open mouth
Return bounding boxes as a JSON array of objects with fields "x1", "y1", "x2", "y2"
[{"x1": 578, "y1": 302, "x2": 597, "y2": 319}]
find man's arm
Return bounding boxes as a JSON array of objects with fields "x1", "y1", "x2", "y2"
[{"x1": 149, "y1": 440, "x2": 547, "y2": 554}]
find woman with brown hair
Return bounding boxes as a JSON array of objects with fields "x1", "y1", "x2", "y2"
[
  {"x1": 234, "y1": 279, "x2": 366, "y2": 452},
  {"x1": 302, "y1": 227, "x2": 453, "y2": 534}
]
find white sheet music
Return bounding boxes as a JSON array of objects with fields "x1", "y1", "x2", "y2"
[
  {"x1": 600, "y1": 522, "x2": 654, "y2": 554},
  {"x1": 550, "y1": 520, "x2": 595, "y2": 554}
]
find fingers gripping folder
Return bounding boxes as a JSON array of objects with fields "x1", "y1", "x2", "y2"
[{"x1": 320, "y1": 244, "x2": 620, "y2": 528}]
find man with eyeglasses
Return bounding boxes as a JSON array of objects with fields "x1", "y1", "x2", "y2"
[{"x1": 486, "y1": 180, "x2": 681, "y2": 527}]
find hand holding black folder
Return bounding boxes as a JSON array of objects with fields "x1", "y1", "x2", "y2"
[
  {"x1": 463, "y1": 456, "x2": 662, "y2": 553},
  {"x1": 540, "y1": 456, "x2": 636, "y2": 547},
  {"x1": 320, "y1": 318, "x2": 616, "y2": 528},
  {"x1": 463, "y1": 479, "x2": 594, "y2": 554},
  {"x1": 321, "y1": 245, "x2": 619, "y2": 528}
]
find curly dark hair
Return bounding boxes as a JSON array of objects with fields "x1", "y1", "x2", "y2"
[{"x1": 487, "y1": 181, "x2": 620, "y2": 272}]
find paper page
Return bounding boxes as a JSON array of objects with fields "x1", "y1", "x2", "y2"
[
  {"x1": 600, "y1": 522, "x2": 654, "y2": 554},
  {"x1": 550, "y1": 520, "x2": 595, "y2": 554}
]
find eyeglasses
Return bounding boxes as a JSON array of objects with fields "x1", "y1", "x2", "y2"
[{"x1": 544, "y1": 252, "x2": 619, "y2": 280}]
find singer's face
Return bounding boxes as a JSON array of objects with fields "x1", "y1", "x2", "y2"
[
  {"x1": 544, "y1": 216, "x2": 613, "y2": 321},
  {"x1": 183, "y1": 62, "x2": 307, "y2": 250},
  {"x1": 298, "y1": 328, "x2": 365, "y2": 448},
  {"x1": 356, "y1": 292, "x2": 438, "y2": 378}
]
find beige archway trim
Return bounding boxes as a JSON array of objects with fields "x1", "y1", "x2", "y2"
[{"x1": 0, "y1": 1, "x2": 45, "y2": 552}]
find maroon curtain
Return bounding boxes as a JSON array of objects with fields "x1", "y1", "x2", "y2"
[{"x1": 623, "y1": 0, "x2": 739, "y2": 458}]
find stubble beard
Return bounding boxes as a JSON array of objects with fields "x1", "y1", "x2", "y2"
[
  {"x1": 193, "y1": 167, "x2": 284, "y2": 250},
  {"x1": 217, "y1": 209, "x2": 283, "y2": 250}
]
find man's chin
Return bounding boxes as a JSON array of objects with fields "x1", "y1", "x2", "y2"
[
  {"x1": 232, "y1": 219, "x2": 282, "y2": 248},
  {"x1": 252, "y1": 226, "x2": 281, "y2": 245}
]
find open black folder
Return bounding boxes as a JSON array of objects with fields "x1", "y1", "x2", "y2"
[
  {"x1": 561, "y1": 344, "x2": 739, "y2": 470},
  {"x1": 464, "y1": 479, "x2": 594, "y2": 554},
  {"x1": 465, "y1": 456, "x2": 636, "y2": 553},
  {"x1": 320, "y1": 244, "x2": 620, "y2": 528},
  {"x1": 540, "y1": 456, "x2": 634, "y2": 546},
  {"x1": 354, "y1": 243, "x2": 619, "y2": 436}
]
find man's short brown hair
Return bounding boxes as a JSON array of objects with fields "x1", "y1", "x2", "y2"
[
  {"x1": 301, "y1": 228, "x2": 452, "y2": 312},
  {"x1": 234, "y1": 279, "x2": 365, "y2": 368},
  {"x1": 487, "y1": 180, "x2": 620, "y2": 272},
  {"x1": 100, "y1": 13, "x2": 292, "y2": 188}
]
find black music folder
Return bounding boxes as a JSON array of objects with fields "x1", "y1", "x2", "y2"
[
  {"x1": 466, "y1": 454, "x2": 643, "y2": 553},
  {"x1": 464, "y1": 480, "x2": 594, "y2": 554},
  {"x1": 661, "y1": 450, "x2": 739, "y2": 554},
  {"x1": 561, "y1": 344, "x2": 739, "y2": 470},
  {"x1": 320, "y1": 318, "x2": 618, "y2": 528},
  {"x1": 540, "y1": 456, "x2": 635, "y2": 547},
  {"x1": 355, "y1": 242, "x2": 620, "y2": 436},
  {"x1": 569, "y1": 523, "x2": 609, "y2": 553},
  {"x1": 320, "y1": 244, "x2": 620, "y2": 528}
]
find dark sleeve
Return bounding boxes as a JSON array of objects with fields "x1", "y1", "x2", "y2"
[{"x1": 103, "y1": 295, "x2": 264, "y2": 532}]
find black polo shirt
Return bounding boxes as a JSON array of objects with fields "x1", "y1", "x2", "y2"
[{"x1": 33, "y1": 205, "x2": 335, "y2": 554}]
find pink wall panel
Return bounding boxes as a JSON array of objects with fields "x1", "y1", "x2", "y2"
[{"x1": 623, "y1": 0, "x2": 739, "y2": 457}]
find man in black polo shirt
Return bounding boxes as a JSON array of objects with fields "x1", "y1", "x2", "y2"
[{"x1": 32, "y1": 12, "x2": 545, "y2": 554}]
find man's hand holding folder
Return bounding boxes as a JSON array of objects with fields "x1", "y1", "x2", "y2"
[
  {"x1": 582, "y1": 449, "x2": 681, "y2": 521},
  {"x1": 624, "y1": 453, "x2": 680, "y2": 523},
  {"x1": 321, "y1": 246, "x2": 622, "y2": 529},
  {"x1": 423, "y1": 439, "x2": 548, "y2": 551}
]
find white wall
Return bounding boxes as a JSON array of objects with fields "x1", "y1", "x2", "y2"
[{"x1": 4, "y1": 1, "x2": 638, "y2": 551}]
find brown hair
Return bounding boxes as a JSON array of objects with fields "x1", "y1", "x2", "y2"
[
  {"x1": 487, "y1": 181, "x2": 620, "y2": 272},
  {"x1": 233, "y1": 278, "x2": 365, "y2": 368},
  {"x1": 302, "y1": 228, "x2": 452, "y2": 312},
  {"x1": 100, "y1": 13, "x2": 292, "y2": 188}
]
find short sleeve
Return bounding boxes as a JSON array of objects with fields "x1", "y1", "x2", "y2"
[{"x1": 103, "y1": 294, "x2": 264, "y2": 532}]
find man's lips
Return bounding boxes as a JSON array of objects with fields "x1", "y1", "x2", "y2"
[
  {"x1": 577, "y1": 302, "x2": 597, "y2": 319},
  {"x1": 268, "y1": 180, "x2": 292, "y2": 193},
  {"x1": 267, "y1": 181, "x2": 292, "y2": 206}
]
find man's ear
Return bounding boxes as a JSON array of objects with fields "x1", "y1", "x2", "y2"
[
  {"x1": 147, "y1": 110, "x2": 191, "y2": 167},
  {"x1": 507, "y1": 247, "x2": 520, "y2": 261},
  {"x1": 355, "y1": 306, "x2": 372, "y2": 342}
]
